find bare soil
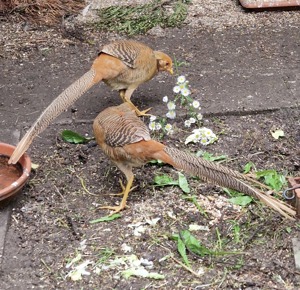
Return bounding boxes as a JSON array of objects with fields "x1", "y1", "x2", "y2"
[{"x1": 1, "y1": 1, "x2": 300, "y2": 289}]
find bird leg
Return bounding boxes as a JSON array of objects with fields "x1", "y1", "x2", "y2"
[
  {"x1": 105, "y1": 179, "x2": 137, "y2": 196},
  {"x1": 119, "y1": 90, "x2": 152, "y2": 117},
  {"x1": 99, "y1": 175, "x2": 134, "y2": 215}
]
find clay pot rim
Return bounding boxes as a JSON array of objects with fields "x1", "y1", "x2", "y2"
[
  {"x1": 0, "y1": 142, "x2": 31, "y2": 201},
  {"x1": 239, "y1": 0, "x2": 300, "y2": 8}
]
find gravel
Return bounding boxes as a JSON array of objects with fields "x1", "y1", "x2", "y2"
[{"x1": 1, "y1": 1, "x2": 299, "y2": 59}]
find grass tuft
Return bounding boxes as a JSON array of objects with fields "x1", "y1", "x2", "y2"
[{"x1": 94, "y1": 0, "x2": 191, "y2": 35}]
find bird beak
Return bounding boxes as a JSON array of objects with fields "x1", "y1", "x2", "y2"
[{"x1": 168, "y1": 68, "x2": 174, "y2": 75}]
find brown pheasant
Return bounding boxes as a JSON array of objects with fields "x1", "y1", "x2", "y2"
[
  {"x1": 93, "y1": 103, "x2": 295, "y2": 219},
  {"x1": 9, "y1": 40, "x2": 173, "y2": 165}
]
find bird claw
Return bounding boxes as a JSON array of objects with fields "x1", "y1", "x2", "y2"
[{"x1": 99, "y1": 204, "x2": 128, "y2": 215}]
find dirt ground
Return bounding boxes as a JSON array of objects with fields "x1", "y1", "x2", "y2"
[{"x1": 1, "y1": 1, "x2": 300, "y2": 289}]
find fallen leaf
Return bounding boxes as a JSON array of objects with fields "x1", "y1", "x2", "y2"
[{"x1": 89, "y1": 213, "x2": 121, "y2": 224}]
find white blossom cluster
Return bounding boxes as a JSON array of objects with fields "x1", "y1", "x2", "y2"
[
  {"x1": 148, "y1": 75, "x2": 217, "y2": 145},
  {"x1": 185, "y1": 127, "x2": 217, "y2": 145}
]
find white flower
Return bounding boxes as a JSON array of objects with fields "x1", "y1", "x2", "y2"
[
  {"x1": 166, "y1": 110, "x2": 176, "y2": 119},
  {"x1": 149, "y1": 115, "x2": 157, "y2": 121},
  {"x1": 149, "y1": 121, "x2": 156, "y2": 131},
  {"x1": 165, "y1": 124, "x2": 173, "y2": 134},
  {"x1": 197, "y1": 113, "x2": 203, "y2": 120},
  {"x1": 178, "y1": 83, "x2": 186, "y2": 90},
  {"x1": 173, "y1": 86, "x2": 181, "y2": 94},
  {"x1": 200, "y1": 138, "x2": 210, "y2": 145},
  {"x1": 155, "y1": 123, "x2": 162, "y2": 130},
  {"x1": 184, "y1": 120, "x2": 191, "y2": 127},
  {"x1": 162, "y1": 96, "x2": 168, "y2": 103},
  {"x1": 177, "y1": 75, "x2": 186, "y2": 83},
  {"x1": 192, "y1": 100, "x2": 200, "y2": 109},
  {"x1": 189, "y1": 117, "x2": 196, "y2": 124},
  {"x1": 181, "y1": 88, "x2": 191, "y2": 97},
  {"x1": 167, "y1": 101, "x2": 176, "y2": 110},
  {"x1": 185, "y1": 132, "x2": 200, "y2": 144},
  {"x1": 185, "y1": 127, "x2": 217, "y2": 145}
]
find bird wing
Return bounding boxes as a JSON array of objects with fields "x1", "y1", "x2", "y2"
[
  {"x1": 100, "y1": 40, "x2": 146, "y2": 69},
  {"x1": 98, "y1": 103, "x2": 151, "y2": 147}
]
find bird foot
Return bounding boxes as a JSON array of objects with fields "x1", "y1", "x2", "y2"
[
  {"x1": 99, "y1": 204, "x2": 128, "y2": 215},
  {"x1": 135, "y1": 107, "x2": 153, "y2": 117}
]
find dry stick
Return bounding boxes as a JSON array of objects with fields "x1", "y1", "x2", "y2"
[
  {"x1": 78, "y1": 175, "x2": 98, "y2": 196},
  {"x1": 157, "y1": 243, "x2": 201, "y2": 277},
  {"x1": 170, "y1": 256, "x2": 201, "y2": 277}
]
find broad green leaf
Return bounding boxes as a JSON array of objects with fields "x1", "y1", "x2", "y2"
[
  {"x1": 196, "y1": 151, "x2": 227, "y2": 162},
  {"x1": 180, "y1": 230, "x2": 240, "y2": 256},
  {"x1": 223, "y1": 187, "x2": 244, "y2": 197},
  {"x1": 256, "y1": 169, "x2": 286, "y2": 191},
  {"x1": 90, "y1": 213, "x2": 121, "y2": 224},
  {"x1": 153, "y1": 174, "x2": 178, "y2": 186},
  {"x1": 180, "y1": 230, "x2": 212, "y2": 256},
  {"x1": 228, "y1": 196, "x2": 253, "y2": 206},
  {"x1": 177, "y1": 236, "x2": 190, "y2": 267},
  {"x1": 243, "y1": 162, "x2": 254, "y2": 174},
  {"x1": 61, "y1": 130, "x2": 92, "y2": 144},
  {"x1": 270, "y1": 129, "x2": 284, "y2": 140},
  {"x1": 178, "y1": 172, "x2": 190, "y2": 193}
]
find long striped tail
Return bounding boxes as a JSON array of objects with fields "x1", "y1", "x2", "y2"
[
  {"x1": 9, "y1": 69, "x2": 96, "y2": 164},
  {"x1": 157, "y1": 146, "x2": 296, "y2": 220}
]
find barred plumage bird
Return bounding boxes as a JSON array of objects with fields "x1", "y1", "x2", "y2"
[
  {"x1": 93, "y1": 103, "x2": 296, "y2": 219},
  {"x1": 9, "y1": 40, "x2": 173, "y2": 164}
]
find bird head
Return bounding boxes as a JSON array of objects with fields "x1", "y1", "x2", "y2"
[{"x1": 154, "y1": 51, "x2": 173, "y2": 75}]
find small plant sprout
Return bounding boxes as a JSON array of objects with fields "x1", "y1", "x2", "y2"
[{"x1": 148, "y1": 75, "x2": 217, "y2": 145}]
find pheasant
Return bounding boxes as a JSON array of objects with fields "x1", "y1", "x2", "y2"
[
  {"x1": 9, "y1": 40, "x2": 173, "y2": 164},
  {"x1": 93, "y1": 103, "x2": 296, "y2": 219}
]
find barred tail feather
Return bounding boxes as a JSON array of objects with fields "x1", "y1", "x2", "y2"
[
  {"x1": 163, "y1": 147, "x2": 295, "y2": 219},
  {"x1": 9, "y1": 69, "x2": 96, "y2": 164}
]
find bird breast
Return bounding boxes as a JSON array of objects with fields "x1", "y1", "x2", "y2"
[{"x1": 103, "y1": 59, "x2": 158, "y2": 91}]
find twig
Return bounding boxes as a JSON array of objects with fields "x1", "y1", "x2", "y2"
[
  {"x1": 78, "y1": 176, "x2": 98, "y2": 196},
  {"x1": 157, "y1": 241, "x2": 200, "y2": 277},
  {"x1": 170, "y1": 255, "x2": 201, "y2": 277},
  {"x1": 41, "y1": 258, "x2": 52, "y2": 273}
]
